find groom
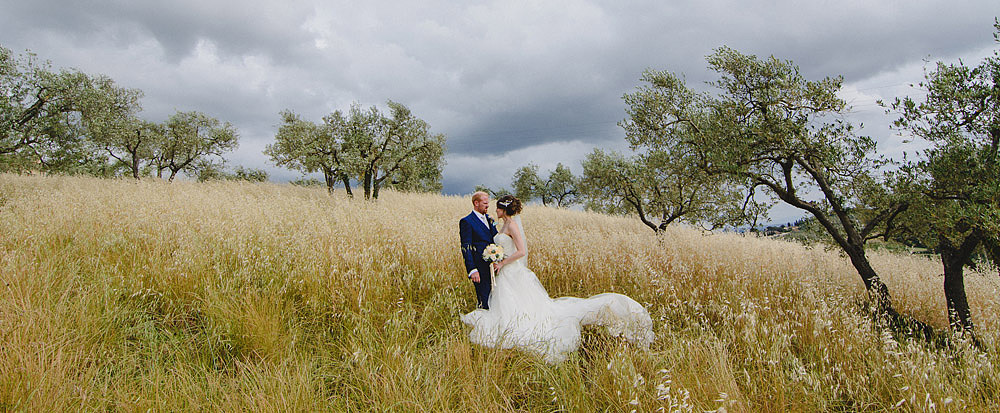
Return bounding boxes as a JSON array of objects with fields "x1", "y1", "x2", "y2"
[{"x1": 459, "y1": 191, "x2": 499, "y2": 309}]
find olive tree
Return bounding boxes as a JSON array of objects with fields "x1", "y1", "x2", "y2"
[
  {"x1": 510, "y1": 163, "x2": 580, "y2": 207},
  {"x1": 153, "y1": 110, "x2": 238, "y2": 182},
  {"x1": 265, "y1": 109, "x2": 354, "y2": 195},
  {"x1": 541, "y1": 163, "x2": 579, "y2": 207},
  {"x1": 474, "y1": 184, "x2": 511, "y2": 199},
  {"x1": 1, "y1": 46, "x2": 84, "y2": 157},
  {"x1": 512, "y1": 164, "x2": 542, "y2": 202},
  {"x1": 629, "y1": 48, "x2": 918, "y2": 327},
  {"x1": 581, "y1": 148, "x2": 750, "y2": 232},
  {"x1": 195, "y1": 161, "x2": 269, "y2": 183},
  {"x1": 384, "y1": 125, "x2": 445, "y2": 193},
  {"x1": 1, "y1": 45, "x2": 115, "y2": 173},
  {"x1": 80, "y1": 76, "x2": 150, "y2": 179},
  {"x1": 345, "y1": 101, "x2": 446, "y2": 200},
  {"x1": 884, "y1": 20, "x2": 1000, "y2": 336}
]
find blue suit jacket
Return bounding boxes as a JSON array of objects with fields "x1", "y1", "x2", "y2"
[{"x1": 460, "y1": 212, "x2": 498, "y2": 275}]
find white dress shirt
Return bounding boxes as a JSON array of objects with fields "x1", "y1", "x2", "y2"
[
  {"x1": 469, "y1": 210, "x2": 491, "y2": 277},
  {"x1": 473, "y1": 210, "x2": 490, "y2": 228}
]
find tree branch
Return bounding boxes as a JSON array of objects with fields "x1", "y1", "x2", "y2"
[{"x1": 794, "y1": 155, "x2": 862, "y2": 245}]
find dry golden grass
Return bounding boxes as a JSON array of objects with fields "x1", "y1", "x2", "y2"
[{"x1": 0, "y1": 173, "x2": 998, "y2": 411}]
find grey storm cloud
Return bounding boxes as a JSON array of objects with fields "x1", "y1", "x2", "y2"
[
  {"x1": 2, "y1": 0, "x2": 316, "y2": 61},
  {"x1": 1, "y1": 0, "x2": 998, "y2": 219}
]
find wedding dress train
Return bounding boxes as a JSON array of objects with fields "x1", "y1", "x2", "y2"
[{"x1": 461, "y1": 220, "x2": 654, "y2": 363}]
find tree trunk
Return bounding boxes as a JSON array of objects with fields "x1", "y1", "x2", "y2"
[
  {"x1": 843, "y1": 245, "x2": 896, "y2": 316},
  {"x1": 626, "y1": 198, "x2": 658, "y2": 233},
  {"x1": 939, "y1": 234, "x2": 980, "y2": 335},
  {"x1": 131, "y1": 153, "x2": 141, "y2": 180},
  {"x1": 373, "y1": 182, "x2": 381, "y2": 200},
  {"x1": 341, "y1": 174, "x2": 353, "y2": 197},
  {"x1": 942, "y1": 252, "x2": 975, "y2": 333},
  {"x1": 843, "y1": 244, "x2": 941, "y2": 340},
  {"x1": 363, "y1": 170, "x2": 373, "y2": 200},
  {"x1": 323, "y1": 170, "x2": 335, "y2": 194},
  {"x1": 168, "y1": 169, "x2": 178, "y2": 182}
]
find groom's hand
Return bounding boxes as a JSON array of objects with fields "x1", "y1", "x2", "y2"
[{"x1": 470, "y1": 270, "x2": 481, "y2": 283}]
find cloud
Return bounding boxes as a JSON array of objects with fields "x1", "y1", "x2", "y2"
[
  {"x1": 2, "y1": 0, "x2": 317, "y2": 61},
  {"x1": 1, "y1": 0, "x2": 997, "y2": 218},
  {"x1": 445, "y1": 138, "x2": 624, "y2": 194}
]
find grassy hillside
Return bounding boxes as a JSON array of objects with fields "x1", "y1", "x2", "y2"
[{"x1": 1, "y1": 174, "x2": 998, "y2": 411}]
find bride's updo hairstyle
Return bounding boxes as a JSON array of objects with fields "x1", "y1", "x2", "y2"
[{"x1": 496, "y1": 195, "x2": 522, "y2": 216}]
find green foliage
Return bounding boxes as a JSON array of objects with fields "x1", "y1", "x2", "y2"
[
  {"x1": 629, "y1": 46, "x2": 915, "y2": 320},
  {"x1": 193, "y1": 159, "x2": 228, "y2": 182},
  {"x1": 618, "y1": 67, "x2": 768, "y2": 230},
  {"x1": 883, "y1": 20, "x2": 1000, "y2": 333},
  {"x1": 474, "y1": 184, "x2": 511, "y2": 199},
  {"x1": 578, "y1": 66, "x2": 769, "y2": 232},
  {"x1": 384, "y1": 122, "x2": 445, "y2": 194},
  {"x1": 2, "y1": 45, "x2": 242, "y2": 180},
  {"x1": 887, "y1": 29, "x2": 1000, "y2": 258},
  {"x1": 154, "y1": 111, "x2": 239, "y2": 182},
  {"x1": 265, "y1": 109, "x2": 353, "y2": 194},
  {"x1": 79, "y1": 76, "x2": 149, "y2": 179},
  {"x1": 232, "y1": 166, "x2": 268, "y2": 182},
  {"x1": 195, "y1": 161, "x2": 269, "y2": 183},
  {"x1": 290, "y1": 177, "x2": 324, "y2": 187},
  {"x1": 0, "y1": 45, "x2": 117, "y2": 174},
  {"x1": 654, "y1": 47, "x2": 898, "y2": 243},
  {"x1": 268, "y1": 101, "x2": 445, "y2": 199},
  {"x1": 581, "y1": 148, "x2": 747, "y2": 232},
  {"x1": 510, "y1": 163, "x2": 580, "y2": 207},
  {"x1": 512, "y1": 163, "x2": 542, "y2": 202},
  {"x1": 542, "y1": 163, "x2": 579, "y2": 207},
  {"x1": 346, "y1": 101, "x2": 447, "y2": 199},
  {"x1": 581, "y1": 72, "x2": 757, "y2": 232},
  {"x1": 580, "y1": 150, "x2": 630, "y2": 215}
]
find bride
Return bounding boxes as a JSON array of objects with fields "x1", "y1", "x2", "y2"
[{"x1": 461, "y1": 195, "x2": 655, "y2": 363}]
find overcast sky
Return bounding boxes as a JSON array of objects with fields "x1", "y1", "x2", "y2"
[{"x1": 2, "y1": 0, "x2": 997, "y2": 222}]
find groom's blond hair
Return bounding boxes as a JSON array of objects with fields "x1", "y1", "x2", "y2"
[{"x1": 472, "y1": 191, "x2": 489, "y2": 203}]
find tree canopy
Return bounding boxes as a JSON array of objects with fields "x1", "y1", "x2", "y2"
[
  {"x1": 884, "y1": 20, "x2": 1000, "y2": 336},
  {"x1": 2, "y1": 46, "x2": 114, "y2": 174},
  {"x1": 2, "y1": 44, "x2": 242, "y2": 180},
  {"x1": 266, "y1": 109, "x2": 354, "y2": 195},
  {"x1": 347, "y1": 101, "x2": 446, "y2": 200},
  {"x1": 80, "y1": 76, "x2": 147, "y2": 179},
  {"x1": 580, "y1": 148, "x2": 749, "y2": 232},
  {"x1": 267, "y1": 101, "x2": 446, "y2": 199},
  {"x1": 507, "y1": 163, "x2": 580, "y2": 208},
  {"x1": 625, "y1": 47, "x2": 916, "y2": 326},
  {"x1": 579, "y1": 68, "x2": 760, "y2": 232},
  {"x1": 153, "y1": 111, "x2": 239, "y2": 182}
]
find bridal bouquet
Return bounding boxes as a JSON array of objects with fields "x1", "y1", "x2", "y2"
[
  {"x1": 482, "y1": 244, "x2": 505, "y2": 263},
  {"x1": 483, "y1": 243, "x2": 505, "y2": 278}
]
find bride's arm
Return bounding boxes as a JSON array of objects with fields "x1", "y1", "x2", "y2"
[{"x1": 497, "y1": 220, "x2": 527, "y2": 269}]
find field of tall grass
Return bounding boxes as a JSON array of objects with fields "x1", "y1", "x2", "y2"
[{"x1": 0, "y1": 173, "x2": 998, "y2": 411}]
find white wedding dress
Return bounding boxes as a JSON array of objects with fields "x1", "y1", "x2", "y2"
[{"x1": 461, "y1": 217, "x2": 655, "y2": 363}]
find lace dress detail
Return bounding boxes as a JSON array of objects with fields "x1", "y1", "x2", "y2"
[{"x1": 460, "y1": 226, "x2": 654, "y2": 363}]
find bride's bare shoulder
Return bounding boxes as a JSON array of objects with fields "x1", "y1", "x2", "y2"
[{"x1": 506, "y1": 219, "x2": 522, "y2": 236}]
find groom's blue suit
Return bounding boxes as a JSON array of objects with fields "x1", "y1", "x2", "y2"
[{"x1": 460, "y1": 212, "x2": 499, "y2": 309}]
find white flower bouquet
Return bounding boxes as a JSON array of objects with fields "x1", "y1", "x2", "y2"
[
  {"x1": 482, "y1": 243, "x2": 505, "y2": 278},
  {"x1": 482, "y1": 244, "x2": 505, "y2": 263}
]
